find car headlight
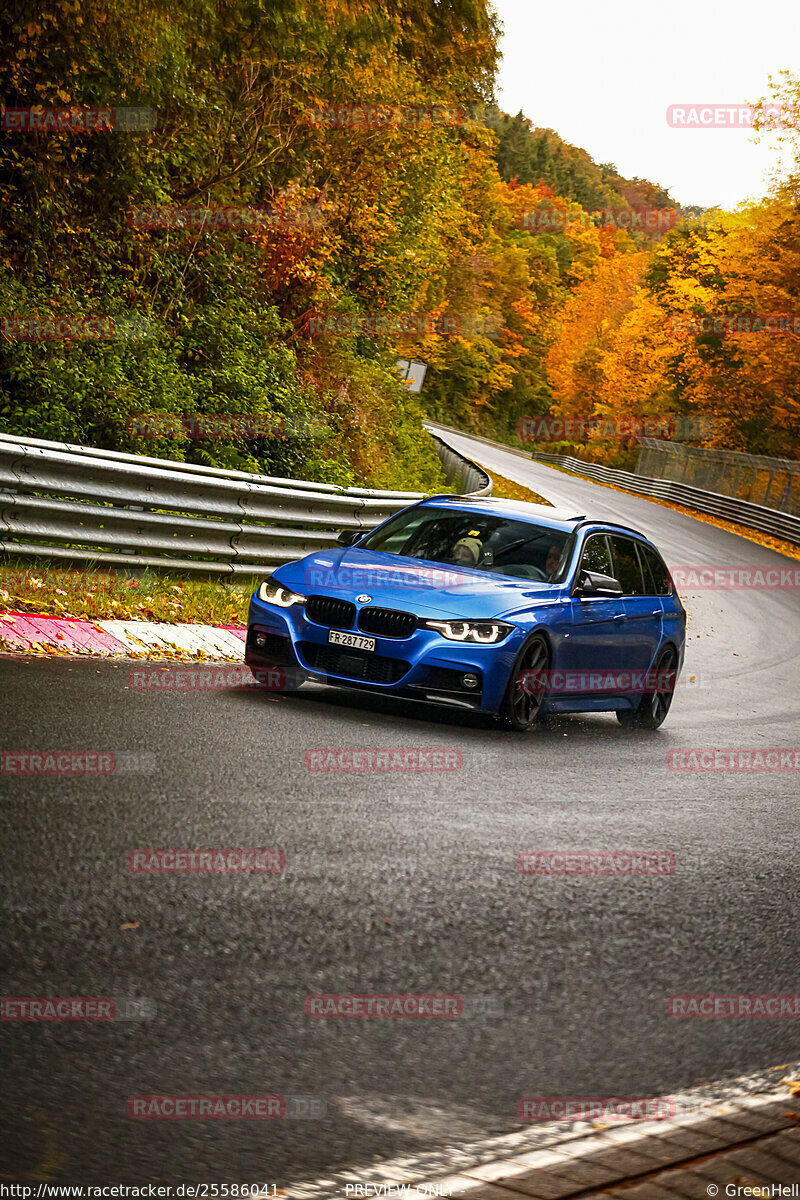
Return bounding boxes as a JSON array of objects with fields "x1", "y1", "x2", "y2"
[
  {"x1": 257, "y1": 580, "x2": 307, "y2": 608},
  {"x1": 423, "y1": 620, "x2": 514, "y2": 644}
]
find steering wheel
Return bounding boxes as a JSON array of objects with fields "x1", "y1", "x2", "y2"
[{"x1": 502, "y1": 564, "x2": 547, "y2": 581}]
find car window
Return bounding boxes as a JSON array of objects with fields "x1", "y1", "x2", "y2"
[
  {"x1": 609, "y1": 536, "x2": 647, "y2": 595},
  {"x1": 579, "y1": 534, "x2": 613, "y2": 577},
  {"x1": 639, "y1": 543, "x2": 673, "y2": 596},
  {"x1": 367, "y1": 508, "x2": 429, "y2": 555},
  {"x1": 359, "y1": 506, "x2": 569, "y2": 582}
]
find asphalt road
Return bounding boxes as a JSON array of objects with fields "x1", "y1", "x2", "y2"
[{"x1": 2, "y1": 429, "x2": 799, "y2": 1185}]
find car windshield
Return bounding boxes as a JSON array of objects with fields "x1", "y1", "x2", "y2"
[{"x1": 359, "y1": 506, "x2": 571, "y2": 583}]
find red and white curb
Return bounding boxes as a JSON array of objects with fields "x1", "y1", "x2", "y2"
[{"x1": 0, "y1": 611, "x2": 246, "y2": 660}]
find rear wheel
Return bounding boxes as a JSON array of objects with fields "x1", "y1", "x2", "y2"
[
  {"x1": 616, "y1": 648, "x2": 677, "y2": 731},
  {"x1": 499, "y1": 634, "x2": 550, "y2": 732}
]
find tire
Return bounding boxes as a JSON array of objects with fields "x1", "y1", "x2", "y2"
[
  {"x1": 499, "y1": 633, "x2": 551, "y2": 732},
  {"x1": 616, "y1": 647, "x2": 677, "y2": 731}
]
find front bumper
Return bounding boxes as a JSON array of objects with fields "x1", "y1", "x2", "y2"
[{"x1": 245, "y1": 594, "x2": 522, "y2": 713}]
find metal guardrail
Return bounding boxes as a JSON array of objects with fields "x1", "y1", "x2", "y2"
[
  {"x1": 636, "y1": 438, "x2": 800, "y2": 515},
  {"x1": 0, "y1": 429, "x2": 491, "y2": 576},
  {"x1": 426, "y1": 431, "x2": 492, "y2": 497},
  {"x1": 531, "y1": 451, "x2": 800, "y2": 546},
  {"x1": 425, "y1": 421, "x2": 800, "y2": 545}
]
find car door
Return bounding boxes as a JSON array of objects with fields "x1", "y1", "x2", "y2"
[
  {"x1": 563, "y1": 534, "x2": 627, "y2": 678},
  {"x1": 639, "y1": 541, "x2": 684, "y2": 667},
  {"x1": 608, "y1": 536, "x2": 663, "y2": 673}
]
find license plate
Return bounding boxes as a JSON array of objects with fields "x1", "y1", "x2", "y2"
[{"x1": 328, "y1": 629, "x2": 376, "y2": 652}]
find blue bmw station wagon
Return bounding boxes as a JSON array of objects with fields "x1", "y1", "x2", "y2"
[{"x1": 245, "y1": 496, "x2": 686, "y2": 730}]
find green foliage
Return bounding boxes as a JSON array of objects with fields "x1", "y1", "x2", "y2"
[
  {"x1": 0, "y1": 0, "x2": 485, "y2": 491},
  {"x1": 0, "y1": 0, "x2": 682, "y2": 483}
]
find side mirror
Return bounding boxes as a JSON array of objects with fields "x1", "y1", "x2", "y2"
[
  {"x1": 337, "y1": 529, "x2": 363, "y2": 547},
  {"x1": 576, "y1": 569, "x2": 623, "y2": 597}
]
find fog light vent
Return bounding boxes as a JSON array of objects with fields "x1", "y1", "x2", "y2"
[{"x1": 462, "y1": 673, "x2": 479, "y2": 689}]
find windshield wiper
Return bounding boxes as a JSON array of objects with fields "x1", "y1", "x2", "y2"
[{"x1": 494, "y1": 534, "x2": 549, "y2": 561}]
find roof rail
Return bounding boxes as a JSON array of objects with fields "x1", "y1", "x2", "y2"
[
  {"x1": 423, "y1": 495, "x2": 589, "y2": 522},
  {"x1": 573, "y1": 518, "x2": 642, "y2": 536}
]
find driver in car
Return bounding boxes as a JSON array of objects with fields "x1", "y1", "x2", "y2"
[{"x1": 545, "y1": 544, "x2": 563, "y2": 579}]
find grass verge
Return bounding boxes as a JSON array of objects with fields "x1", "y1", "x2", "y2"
[
  {"x1": 488, "y1": 471, "x2": 551, "y2": 507},
  {"x1": 0, "y1": 561, "x2": 257, "y2": 625}
]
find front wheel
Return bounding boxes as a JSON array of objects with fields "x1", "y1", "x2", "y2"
[
  {"x1": 499, "y1": 634, "x2": 551, "y2": 732},
  {"x1": 616, "y1": 648, "x2": 677, "y2": 731}
]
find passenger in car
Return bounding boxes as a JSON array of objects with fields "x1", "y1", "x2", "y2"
[{"x1": 451, "y1": 536, "x2": 483, "y2": 566}]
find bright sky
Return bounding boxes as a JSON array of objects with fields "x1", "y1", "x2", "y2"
[{"x1": 492, "y1": 0, "x2": 798, "y2": 210}]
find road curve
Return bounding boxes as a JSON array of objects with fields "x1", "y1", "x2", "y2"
[{"x1": 1, "y1": 429, "x2": 798, "y2": 1184}]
